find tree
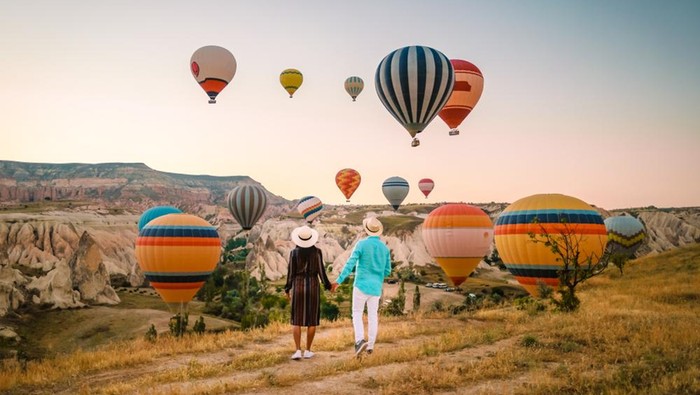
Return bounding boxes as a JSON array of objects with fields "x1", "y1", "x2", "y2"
[
  {"x1": 528, "y1": 218, "x2": 611, "y2": 312},
  {"x1": 413, "y1": 285, "x2": 421, "y2": 312},
  {"x1": 383, "y1": 280, "x2": 406, "y2": 316}
]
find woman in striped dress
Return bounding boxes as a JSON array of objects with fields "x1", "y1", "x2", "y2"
[{"x1": 285, "y1": 225, "x2": 332, "y2": 360}]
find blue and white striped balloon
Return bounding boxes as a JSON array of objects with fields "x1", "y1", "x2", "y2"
[
  {"x1": 375, "y1": 45, "x2": 454, "y2": 147},
  {"x1": 382, "y1": 176, "x2": 410, "y2": 211}
]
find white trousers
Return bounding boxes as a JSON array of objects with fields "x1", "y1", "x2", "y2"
[{"x1": 352, "y1": 287, "x2": 380, "y2": 349}]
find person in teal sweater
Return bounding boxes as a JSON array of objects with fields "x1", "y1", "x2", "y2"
[{"x1": 331, "y1": 216, "x2": 392, "y2": 357}]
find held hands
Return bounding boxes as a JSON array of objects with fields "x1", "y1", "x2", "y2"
[{"x1": 330, "y1": 282, "x2": 339, "y2": 293}]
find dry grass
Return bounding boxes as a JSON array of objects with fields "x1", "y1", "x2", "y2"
[{"x1": 2, "y1": 244, "x2": 699, "y2": 395}]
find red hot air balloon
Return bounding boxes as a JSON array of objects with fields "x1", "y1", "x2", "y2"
[
  {"x1": 335, "y1": 168, "x2": 361, "y2": 202},
  {"x1": 418, "y1": 178, "x2": 434, "y2": 198},
  {"x1": 438, "y1": 59, "x2": 483, "y2": 136}
]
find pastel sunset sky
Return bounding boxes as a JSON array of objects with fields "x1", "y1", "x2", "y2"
[{"x1": 1, "y1": 1, "x2": 698, "y2": 209}]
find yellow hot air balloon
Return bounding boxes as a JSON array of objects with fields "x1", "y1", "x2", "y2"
[
  {"x1": 422, "y1": 203, "x2": 494, "y2": 286},
  {"x1": 494, "y1": 194, "x2": 607, "y2": 296},
  {"x1": 280, "y1": 68, "x2": 303, "y2": 98}
]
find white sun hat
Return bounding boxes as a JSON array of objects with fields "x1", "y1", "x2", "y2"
[
  {"x1": 362, "y1": 216, "x2": 383, "y2": 236},
  {"x1": 291, "y1": 225, "x2": 320, "y2": 248}
]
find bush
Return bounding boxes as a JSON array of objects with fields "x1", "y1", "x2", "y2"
[
  {"x1": 169, "y1": 313, "x2": 188, "y2": 337},
  {"x1": 521, "y1": 334, "x2": 540, "y2": 348},
  {"x1": 145, "y1": 324, "x2": 157, "y2": 342},
  {"x1": 192, "y1": 316, "x2": 206, "y2": 334}
]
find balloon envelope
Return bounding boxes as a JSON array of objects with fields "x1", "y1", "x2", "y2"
[
  {"x1": 382, "y1": 176, "x2": 409, "y2": 211},
  {"x1": 335, "y1": 168, "x2": 361, "y2": 202},
  {"x1": 494, "y1": 194, "x2": 607, "y2": 296},
  {"x1": 375, "y1": 45, "x2": 454, "y2": 145},
  {"x1": 135, "y1": 214, "x2": 221, "y2": 304},
  {"x1": 423, "y1": 204, "x2": 494, "y2": 286},
  {"x1": 280, "y1": 69, "x2": 303, "y2": 98},
  {"x1": 190, "y1": 45, "x2": 237, "y2": 104},
  {"x1": 297, "y1": 196, "x2": 323, "y2": 223},
  {"x1": 604, "y1": 215, "x2": 646, "y2": 257},
  {"x1": 227, "y1": 185, "x2": 268, "y2": 231},
  {"x1": 344, "y1": 76, "x2": 364, "y2": 101},
  {"x1": 418, "y1": 178, "x2": 435, "y2": 198},
  {"x1": 438, "y1": 59, "x2": 484, "y2": 134},
  {"x1": 138, "y1": 206, "x2": 182, "y2": 231}
]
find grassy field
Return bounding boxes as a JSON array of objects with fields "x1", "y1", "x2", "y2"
[{"x1": 1, "y1": 243, "x2": 698, "y2": 394}]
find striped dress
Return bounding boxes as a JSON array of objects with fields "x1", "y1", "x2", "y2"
[{"x1": 285, "y1": 246, "x2": 332, "y2": 326}]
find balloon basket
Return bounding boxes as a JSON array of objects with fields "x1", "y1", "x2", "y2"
[
  {"x1": 449, "y1": 129, "x2": 459, "y2": 136},
  {"x1": 208, "y1": 99, "x2": 216, "y2": 104},
  {"x1": 411, "y1": 138, "x2": 420, "y2": 147}
]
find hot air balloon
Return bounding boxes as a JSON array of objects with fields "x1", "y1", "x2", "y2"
[
  {"x1": 227, "y1": 185, "x2": 268, "y2": 231},
  {"x1": 375, "y1": 45, "x2": 454, "y2": 147},
  {"x1": 135, "y1": 214, "x2": 221, "y2": 306},
  {"x1": 297, "y1": 196, "x2": 323, "y2": 223},
  {"x1": 438, "y1": 59, "x2": 484, "y2": 136},
  {"x1": 494, "y1": 194, "x2": 607, "y2": 296},
  {"x1": 418, "y1": 178, "x2": 434, "y2": 199},
  {"x1": 138, "y1": 206, "x2": 182, "y2": 232},
  {"x1": 190, "y1": 45, "x2": 237, "y2": 104},
  {"x1": 423, "y1": 204, "x2": 494, "y2": 286},
  {"x1": 382, "y1": 176, "x2": 409, "y2": 211},
  {"x1": 344, "y1": 76, "x2": 364, "y2": 101},
  {"x1": 280, "y1": 68, "x2": 303, "y2": 98},
  {"x1": 604, "y1": 215, "x2": 646, "y2": 257},
  {"x1": 335, "y1": 168, "x2": 361, "y2": 202}
]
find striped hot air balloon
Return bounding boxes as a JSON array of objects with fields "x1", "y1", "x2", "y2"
[
  {"x1": 604, "y1": 215, "x2": 646, "y2": 257},
  {"x1": 297, "y1": 195, "x2": 323, "y2": 223},
  {"x1": 423, "y1": 204, "x2": 494, "y2": 286},
  {"x1": 335, "y1": 168, "x2": 361, "y2": 202},
  {"x1": 494, "y1": 194, "x2": 607, "y2": 296},
  {"x1": 375, "y1": 45, "x2": 454, "y2": 147},
  {"x1": 190, "y1": 45, "x2": 237, "y2": 104},
  {"x1": 418, "y1": 178, "x2": 434, "y2": 198},
  {"x1": 344, "y1": 76, "x2": 364, "y2": 101},
  {"x1": 138, "y1": 206, "x2": 182, "y2": 232},
  {"x1": 280, "y1": 68, "x2": 303, "y2": 98},
  {"x1": 382, "y1": 176, "x2": 409, "y2": 211},
  {"x1": 135, "y1": 214, "x2": 221, "y2": 305},
  {"x1": 438, "y1": 59, "x2": 484, "y2": 136},
  {"x1": 227, "y1": 185, "x2": 268, "y2": 231}
]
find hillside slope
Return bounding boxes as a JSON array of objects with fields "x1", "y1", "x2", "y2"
[{"x1": 2, "y1": 243, "x2": 698, "y2": 394}]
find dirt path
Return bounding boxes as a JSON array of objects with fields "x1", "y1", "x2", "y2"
[{"x1": 45, "y1": 316, "x2": 522, "y2": 395}]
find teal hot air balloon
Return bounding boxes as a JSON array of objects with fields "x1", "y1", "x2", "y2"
[
  {"x1": 227, "y1": 185, "x2": 268, "y2": 230},
  {"x1": 382, "y1": 176, "x2": 409, "y2": 211},
  {"x1": 375, "y1": 45, "x2": 455, "y2": 147},
  {"x1": 604, "y1": 215, "x2": 646, "y2": 257},
  {"x1": 344, "y1": 76, "x2": 364, "y2": 101},
  {"x1": 138, "y1": 206, "x2": 182, "y2": 231}
]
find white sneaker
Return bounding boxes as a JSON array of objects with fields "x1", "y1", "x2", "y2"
[
  {"x1": 303, "y1": 350, "x2": 315, "y2": 359},
  {"x1": 291, "y1": 350, "x2": 302, "y2": 360}
]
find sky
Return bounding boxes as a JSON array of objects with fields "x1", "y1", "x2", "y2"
[{"x1": 1, "y1": 1, "x2": 699, "y2": 210}]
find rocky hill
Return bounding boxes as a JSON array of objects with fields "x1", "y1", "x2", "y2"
[
  {"x1": 0, "y1": 161, "x2": 698, "y2": 323},
  {"x1": 0, "y1": 160, "x2": 290, "y2": 210}
]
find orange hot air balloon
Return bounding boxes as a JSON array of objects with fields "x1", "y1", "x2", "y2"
[
  {"x1": 135, "y1": 214, "x2": 221, "y2": 306},
  {"x1": 335, "y1": 168, "x2": 361, "y2": 202},
  {"x1": 422, "y1": 203, "x2": 494, "y2": 286},
  {"x1": 438, "y1": 59, "x2": 483, "y2": 136}
]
